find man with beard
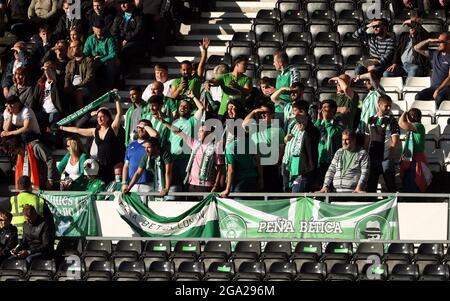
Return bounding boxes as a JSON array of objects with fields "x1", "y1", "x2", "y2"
[
  {"x1": 143, "y1": 81, "x2": 177, "y2": 119},
  {"x1": 414, "y1": 32, "x2": 450, "y2": 107},
  {"x1": 145, "y1": 95, "x2": 172, "y2": 148},
  {"x1": 159, "y1": 92, "x2": 204, "y2": 198},
  {"x1": 271, "y1": 82, "x2": 305, "y2": 131},
  {"x1": 353, "y1": 18, "x2": 396, "y2": 77},
  {"x1": 329, "y1": 74, "x2": 358, "y2": 130},
  {"x1": 170, "y1": 60, "x2": 202, "y2": 102}
]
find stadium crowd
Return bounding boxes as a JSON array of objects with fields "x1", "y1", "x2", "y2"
[{"x1": 0, "y1": 0, "x2": 447, "y2": 206}]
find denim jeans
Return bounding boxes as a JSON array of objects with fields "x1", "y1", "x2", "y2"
[
  {"x1": 231, "y1": 177, "x2": 257, "y2": 192},
  {"x1": 383, "y1": 63, "x2": 421, "y2": 77},
  {"x1": 415, "y1": 86, "x2": 450, "y2": 107},
  {"x1": 291, "y1": 174, "x2": 314, "y2": 193},
  {"x1": 402, "y1": 162, "x2": 420, "y2": 193}
]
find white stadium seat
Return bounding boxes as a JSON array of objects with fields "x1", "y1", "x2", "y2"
[
  {"x1": 409, "y1": 100, "x2": 436, "y2": 124},
  {"x1": 391, "y1": 100, "x2": 407, "y2": 116},
  {"x1": 380, "y1": 77, "x2": 403, "y2": 93},
  {"x1": 403, "y1": 77, "x2": 431, "y2": 92}
]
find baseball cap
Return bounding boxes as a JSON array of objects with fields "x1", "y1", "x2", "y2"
[{"x1": 83, "y1": 159, "x2": 99, "y2": 176}]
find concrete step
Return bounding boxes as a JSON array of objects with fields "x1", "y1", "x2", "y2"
[
  {"x1": 201, "y1": 12, "x2": 257, "y2": 19},
  {"x1": 189, "y1": 23, "x2": 253, "y2": 35},
  {"x1": 215, "y1": 1, "x2": 276, "y2": 12},
  {"x1": 182, "y1": 34, "x2": 233, "y2": 41},
  {"x1": 165, "y1": 45, "x2": 227, "y2": 56}
]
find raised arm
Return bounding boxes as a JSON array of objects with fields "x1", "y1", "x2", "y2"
[
  {"x1": 197, "y1": 37, "x2": 209, "y2": 80},
  {"x1": 188, "y1": 90, "x2": 204, "y2": 120},
  {"x1": 398, "y1": 111, "x2": 417, "y2": 132},
  {"x1": 242, "y1": 108, "x2": 262, "y2": 131},
  {"x1": 414, "y1": 38, "x2": 438, "y2": 58},
  {"x1": 60, "y1": 125, "x2": 95, "y2": 137},
  {"x1": 111, "y1": 97, "x2": 123, "y2": 134},
  {"x1": 270, "y1": 86, "x2": 290, "y2": 105}
]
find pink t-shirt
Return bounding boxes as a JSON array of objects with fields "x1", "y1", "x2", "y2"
[{"x1": 186, "y1": 138, "x2": 224, "y2": 187}]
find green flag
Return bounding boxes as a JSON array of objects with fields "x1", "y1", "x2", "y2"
[
  {"x1": 40, "y1": 191, "x2": 99, "y2": 236},
  {"x1": 217, "y1": 196, "x2": 399, "y2": 240},
  {"x1": 114, "y1": 192, "x2": 220, "y2": 237}
]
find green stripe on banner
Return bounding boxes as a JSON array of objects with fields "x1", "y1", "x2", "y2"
[
  {"x1": 114, "y1": 192, "x2": 220, "y2": 237},
  {"x1": 57, "y1": 89, "x2": 120, "y2": 126},
  {"x1": 40, "y1": 191, "x2": 99, "y2": 236}
]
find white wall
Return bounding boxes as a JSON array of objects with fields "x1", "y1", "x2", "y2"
[{"x1": 95, "y1": 201, "x2": 449, "y2": 240}]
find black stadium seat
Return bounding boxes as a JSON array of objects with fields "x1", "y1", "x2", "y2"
[
  {"x1": 198, "y1": 241, "x2": 231, "y2": 271},
  {"x1": 230, "y1": 241, "x2": 261, "y2": 271},
  {"x1": 352, "y1": 242, "x2": 385, "y2": 273},
  {"x1": 255, "y1": 9, "x2": 281, "y2": 22},
  {"x1": 257, "y1": 32, "x2": 284, "y2": 47},
  {"x1": 295, "y1": 262, "x2": 327, "y2": 281},
  {"x1": 412, "y1": 243, "x2": 444, "y2": 275},
  {"x1": 111, "y1": 240, "x2": 143, "y2": 270},
  {"x1": 290, "y1": 55, "x2": 315, "y2": 67},
  {"x1": 310, "y1": 10, "x2": 336, "y2": 23},
  {"x1": 113, "y1": 260, "x2": 145, "y2": 281},
  {"x1": 419, "y1": 264, "x2": 450, "y2": 281},
  {"x1": 277, "y1": 0, "x2": 302, "y2": 19},
  {"x1": 252, "y1": 19, "x2": 278, "y2": 40},
  {"x1": 143, "y1": 261, "x2": 175, "y2": 281},
  {"x1": 141, "y1": 240, "x2": 171, "y2": 270},
  {"x1": 280, "y1": 20, "x2": 306, "y2": 39},
  {"x1": 357, "y1": 263, "x2": 388, "y2": 281},
  {"x1": 233, "y1": 261, "x2": 266, "y2": 281},
  {"x1": 332, "y1": 0, "x2": 356, "y2": 16},
  {"x1": 388, "y1": 264, "x2": 419, "y2": 281},
  {"x1": 84, "y1": 260, "x2": 114, "y2": 281},
  {"x1": 308, "y1": 19, "x2": 333, "y2": 40},
  {"x1": 173, "y1": 261, "x2": 205, "y2": 281},
  {"x1": 283, "y1": 9, "x2": 308, "y2": 22},
  {"x1": 338, "y1": 10, "x2": 364, "y2": 23},
  {"x1": 383, "y1": 243, "x2": 414, "y2": 271},
  {"x1": 306, "y1": 0, "x2": 329, "y2": 16},
  {"x1": 313, "y1": 32, "x2": 340, "y2": 47},
  {"x1": 56, "y1": 255, "x2": 84, "y2": 281},
  {"x1": 264, "y1": 261, "x2": 296, "y2": 281},
  {"x1": 326, "y1": 263, "x2": 358, "y2": 281},
  {"x1": 26, "y1": 259, "x2": 56, "y2": 281},
  {"x1": 0, "y1": 259, "x2": 28, "y2": 281},
  {"x1": 169, "y1": 241, "x2": 201, "y2": 271},
  {"x1": 56, "y1": 237, "x2": 84, "y2": 257},
  {"x1": 203, "y1": 262, "x2": 235, "y2": 281},
  {"x1": 260, "y1": 241, "x2": 292, "y2": 268},
  {"x1": 320, "y1": 242, "x2": 353, "y2": 273},
  {"x1": 230, "y1": 32, "x2": 257, "y2": 47},
  {"x1": 291, "y1": 242, "x2": 322, "y2": 273}
]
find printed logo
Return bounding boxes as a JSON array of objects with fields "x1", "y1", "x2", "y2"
[
  {"x1": 354, "y1": 215, "x2": 390, "y2": 240},
  {"x1": 219, "y1": 214, "x2": 247, "y2": 238}
]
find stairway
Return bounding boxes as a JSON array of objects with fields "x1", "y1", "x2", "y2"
[{"x1": 123, "y1": 0, "x2": 277, "y2": 92}]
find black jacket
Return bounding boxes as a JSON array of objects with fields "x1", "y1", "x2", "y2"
[
  {"x1": 111, "y1": 9, "x2": 144, "y2": 42},
  {"x1": 35, "y1": 76, "x2": 65, "y2": 115},
  {"x1": 54, "y1": 13, "x2": 83, "y2": 40},
  {"x1": 0, "y1": 225, "x2": 18, "y2": 258},
  {"x1": 18, "y1": 215, "x2": 54, "y2": 257},
  {"x1": 393, "y1": 26, "x2": 430, "y2": 72},
  {"x1": 293, "y1": 119, "x2": 320, "y2": 177}
]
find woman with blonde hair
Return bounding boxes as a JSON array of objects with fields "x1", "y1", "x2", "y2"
[{"x1": 57, "y1": 136, "x2": 88, "y2": 184}]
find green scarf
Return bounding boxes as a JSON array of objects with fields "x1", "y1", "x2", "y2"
[
  {"x1": 341, "y1": 149, "x2": 357, "y2": 176},
  {"x1": 145, "y1": 153, "x2": 164, "y2": 192},
  {"x1": 184, "y1": 141, "x2": 216, "y2": 185},
  {"x1": 124, "y1": 101, "x2": 150, "y2": 146}
]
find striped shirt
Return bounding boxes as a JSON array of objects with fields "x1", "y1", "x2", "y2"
[
  {"x1": 353, "y1": 27, "x2": 396, "y2": 66},
  {"x1": 282, "y1": 123, "x2": 304, "y2": 165},
  {"x1": 323, "y1": 147, "x2": 370, "y2": 192},
  {"x1": 146, "y1": 112, "x2": 171, "y2": 147}
]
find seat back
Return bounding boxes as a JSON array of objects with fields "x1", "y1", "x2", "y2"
[
  {"x1": 56, "y1": 237, "x2": 83, "y2": 256},
  {"x1": 114, "y1": 240, "x2": 143, "y2": 255},
  {"x1": 0, "y1": 259, "x2": 28, "y2": 275},
  {"x1": 29, "y1": 259, "x2": 56, "y2": 275},
  {"x1": 203, "y1": 241, "x2": 231, "y2": 257},
  {"x1": 84, "y1": 240, "x2": 112, "y2": 255}
]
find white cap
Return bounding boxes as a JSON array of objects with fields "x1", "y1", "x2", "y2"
[{"x1": 83, "y1": 159, "x2": 99, "y2": 176}]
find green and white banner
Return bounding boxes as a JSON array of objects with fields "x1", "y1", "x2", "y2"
[
  {"x1": 114, "y1": 192, "x2": 220, "y2": 237},
  {"x1": 217, "y1": 196, "x2": 399, "y2": 240},
  {"x1": 40, "y1": 192, "x2": 99, "y2": 236}
]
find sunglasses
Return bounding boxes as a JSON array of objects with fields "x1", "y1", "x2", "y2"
[{"x1": 372, "y1": 25, "x2": 381, "y2": 29}]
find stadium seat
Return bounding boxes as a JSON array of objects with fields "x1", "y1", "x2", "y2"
[
  {"x1": 294, "y1": 64, "x2": 312, "y2": 80},
  {"x1": 336, "y1": 20, "x2": 360, "y2": 46},
  {"x1": 252, "y1": 19, "x2": 278, "y2": 41},
  {"x1": 388, "y1": 264, "x2": 419, "y2": 281},
  {"x1": 300, "y1": 78, "x2": 318, "y2": 91},
  {"x1": 391, "y1": 21, "x2": 409, "y2": 41},
  {"x1": 277, "y1": 0, "x2": 301, "y2": 19},
  {"x1": 313, "y1": 32, "x2": 340, "y2": 47},
  {"x1": 56, "y1": 255, "x2": 84, "y2": 281},
  {"x1": 264, "y1": 262, "x2": 297, "y2": 281},
  {"x1": 310, "y1": 10, "x2": 336, "y2": 23},
  {"x1": 285, "y1": 31, "x2": 312, "y2": 46},
  {"x1": 332, "y1": 0, "x2": 357, "y2": 16},
  {"x1": 257, "y1": 45, "x2": 279, "y2": 66},
  {"x1": 143, "y1": 261, "x2": 175, "y2": 281},
  {"x1": 341, "y1": 46, "x2": 364, "y2": 68},
  {"x1": 352, "y1": 243, "x2": 385, "y2": 273},
  {"x1": 419, "y1": 264, "x2": 450, "y2": 281},
  {"x1": 320, "y1": 242, "x2": 353, "y2": 273},
  {"x1": 315, "y1": 67, "x2": 340, "y2": 89},
  {"x1": 83, "y1": 240, "x2": 112, "y2": 258},
  {"x1": 338, "y1": 10, "x2": 364, "y2": 23},
  {"x1": 229, "y1": 241, "x2": 261, "y2": 271},
  {"x1": 356, "y1": 263, "x2": 388, "y2": 281},
  {"x1": 403, "y1": 77, "x2": 431, "y2": 92},
  {"x1": 280, "y1": 20, "x2": 306, "y2": 39},
  {"x1": 206, "y1": 54, "x2": 232, "y2": 67},
  {"x1": 318, "y1": 91, "x2": 336, "y2": 103},
  {"x1": 380, "y1": 77, "x2": 403, "y2": 94},
  {"x1": 111, "y1": 240, "x2": 143, "y2": 270},
  {"x1": 56, "y1": 238, "x2": 84, "y2": 257},
  {"x1": 313, "y1": 45, "x2": 337, "y2": 64},
  {"x1": 230, "y1": 32, "x2": 257, "y2": 47},
  {"x1": 326, "y1": 263, "x2": 358, "y2": 281},
  {"x1": 198, "y1": 241, "x2": 231, "y2": 271},
  {"x1": 283, "y1": 9, "x2": 308, "y2": 21},
  {"x1": 308, "y1": 19, "x2": 333, "y2": 40},
  {"x1": 421, "y1": 19, "x2": 444, "y2": 35},
  {"x1": 173, "y1": 261, "x2": 205, "y2": 281},
  {"x1": 318, "y1": 54, "x2": 344, "y2": 68},
  {"x1": 257, "y1": 32, "x2": 284, "y2": 47},
  {"x1": 306, "y1": 0, "x2": 329, "y2": 16},
  {"x1": 284, "y1": 45, "x2": 309, "y2": 63},
  {"x1": 391, "y1": 101, "x2": 407, "y2": 117},
  {"x1": 203, "y1": 262, "x2": 235, "y2": 281},
  {"x1": 228, "y1": 45, "x2": 252, "y2": 61},
  {"x1": 291, "y1": 242, "x2": 322, "y2": 272},
  {"x1": 359, "y1": 0, "x2": 391, "y2": 21},
  {"x1": 422, "y1": 9, "x2": 446, "y2": 22},
  {"x1": 169, "y1": 241, "x2": 201, "y2": 271},
  {"x1": 255, "y1": 8, "x2": 281, "y2": 22},
  {"x1": 412, "y1": 243, "x2": 444, "y2": 275},
  {"x1": 26, "y1": 259, "x2": 56, "y2": 281},
  {"x1": 113, "y1": 260, "x2": 145, "y2": 281},
  {"x1": 409, "y1": 101, "x2": 436, "y2": 124},
  {"x1": 260, "y1": 241, "x2": 292, "y2": 268},
  {"x1": 423, "y1": 124, "x2": 441, "y2": 148},
  {"x1": 233, "y1": 261, "x2": 266, "y2": 281},
  {"x1": 84, "y1": 260, "x2": 114, "y2": 281},
  {"x1": 295, "y1": 262, "x2": 327, "y2": 281},
  {"x1": 258, "y1": 66, "x2": 278, "y2": 80},
  {"x1": 0, "y1": 259, "x2": 28, "y2": 280},
  {"x1": 141, "y1": 240, "x2": 171, "y2": 270}
]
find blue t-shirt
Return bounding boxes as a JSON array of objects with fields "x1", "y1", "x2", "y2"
[
  {"x1": 125, "y1": 140, "x2": 151, "y2": 184},
  {"x1": 431, "y1": 50, "x2": 450, "y2": 88}
]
